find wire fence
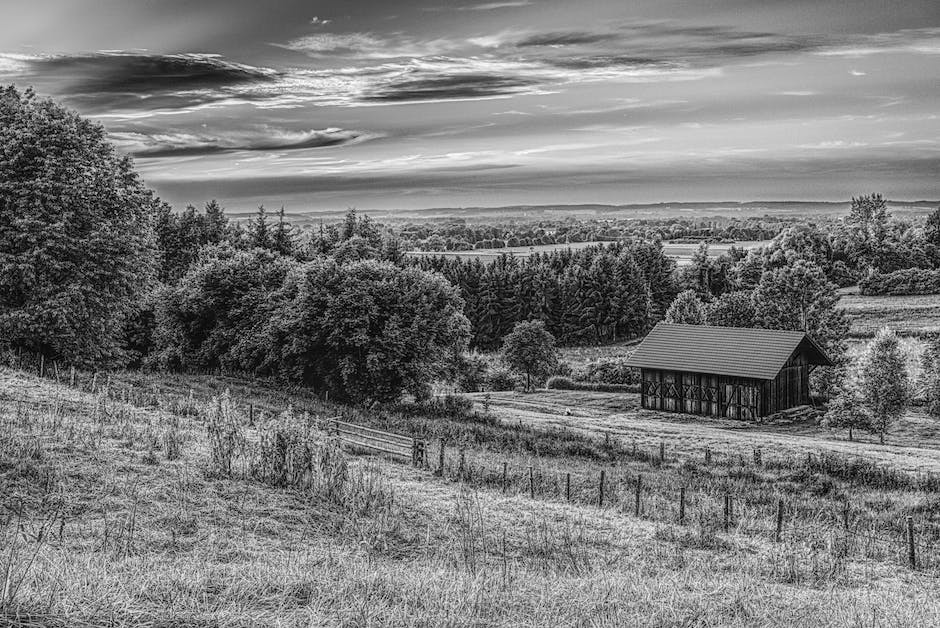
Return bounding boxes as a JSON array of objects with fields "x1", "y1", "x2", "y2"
[{"x1": 5, "y1": 353, "x2": 940, "y2": 573}]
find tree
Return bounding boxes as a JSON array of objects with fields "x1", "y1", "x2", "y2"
[
  {"x1": 500, "y1": 320, "x2": 558, "y2": 390},
  {"x1": 664, "y1": 290, "x2": 707, "y2": 325},
  {"x1": 821, "y1": 374, "x2": 871, "y2": 441},
  {"x1": 247, "y1": 205, "x2": 271, "y2": 250},
  {"x1": 271, "y1": 206, "x2": 297, "y2": 257},
  {"x1": 926, "y1": 207, "x2": 940, "y2": 267},
  {"x1": 752, "y1": 260, "x2": 848, "y2": 357},
  {"x1": 845, "y1": 194, "x2": 889, "y2": 270},
  {"x1": 153, "y1": 245, "x2": 296, "y2": 372},
  {"x1": 922, "y1": 334, "x2": 940, "y2": 418},
  {"x1": 707, "y1": 291, "x2": 755, "y2": 328},
  {"x1": 859, "y1": 327, "x2": 910, "y2": 444},
  {"x1": 267, "y1": 259, "x2": 470, "y2": 402},
  {"x1": 0, "y1": 86, "x2": 158, "y2": 367}
]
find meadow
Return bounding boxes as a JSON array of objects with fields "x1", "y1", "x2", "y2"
[{"x1": 3, "y1": 365, "x2": 940, "y2": 626}]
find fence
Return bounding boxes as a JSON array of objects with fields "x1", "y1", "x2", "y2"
[
  {"x1": 432, "y1": 438, "x2": 940, "y2": 572},
  {"x1": 329, "y1": 418, "x2": 428, "y2": 467},
  {"x1": 7, "y1": 356, "x2": 940, "y2": 572}
]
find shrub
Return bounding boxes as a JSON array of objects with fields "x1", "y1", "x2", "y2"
[
  {"x1": 546, "y1": 376, "x2": 640, "y2": 393},
  {"x1": 577, "y1": 358, "x2": 638, "y2": 385},
  {"x1": 860, "y1": 268, "x2": 940, "y2": 295},
  {"x1": 420, "y1": 394, "x2": 475, "y2": 416},
  {"x1": 486, "y1": 367, "x2": 520, "y2": 391}
]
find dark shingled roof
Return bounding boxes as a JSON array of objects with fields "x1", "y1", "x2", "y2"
[{"x1": 625, "y1": 323, "x2": 833, "y2": 380}]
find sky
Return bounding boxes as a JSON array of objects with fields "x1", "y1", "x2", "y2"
[{"x1": 1, "y1": 0, "x2": 938, "y2": 212}]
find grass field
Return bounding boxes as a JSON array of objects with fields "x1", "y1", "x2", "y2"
[
  {"x1": 839, "y1": 291, "x2": 940, "y2": 337},
  {"x1": 2, "y1": 367, "x2": 940, "y2": 626}
]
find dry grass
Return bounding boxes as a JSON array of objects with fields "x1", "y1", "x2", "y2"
[
  {"x1": 1, "y1": 368, "x2": 940, "y2": 626},
  {"x1": 839, "y1": 292, "x2": 940, "y2": 337}
]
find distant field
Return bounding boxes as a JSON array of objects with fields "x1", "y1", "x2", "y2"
[
  {"x1": 408, "y1": 239, "x2": 764, "y2": 266},
  {"x1": 838, "y1": 290, "x2": 940, "y2": 337}
]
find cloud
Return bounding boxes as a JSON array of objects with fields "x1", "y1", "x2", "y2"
[
  {"x1": 515, "y1": 32, "x2": 621, "y2": 47},
  {"x1": 115, "y1": 127, "x2": 372, "y2": 158},
  {"x1": 11, "y1": 52, "x2": 279, "y2": 112},
  {"x1": 816, "y1": 27, "x2": 940, "y2": 57},
  {"x1": 362, "y1": 72, "x2": 540, "y2": 102},
  {"x1": 457, "y1": 1, "x2": 533, "y2": 10}
]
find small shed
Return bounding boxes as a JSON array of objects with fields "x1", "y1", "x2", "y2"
[{"x1": 625, "y1": 323, "x2": 833, "y2": 420}]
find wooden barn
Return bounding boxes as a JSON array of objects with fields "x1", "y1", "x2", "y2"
[{"x1": 625, "y1": 323, "x2": 833, "y2": 420}]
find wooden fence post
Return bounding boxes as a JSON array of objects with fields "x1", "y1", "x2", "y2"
[
  {"x1": 70, "y1": 366, "x2": 75, "y2": 387},
  {"x1": 705, "y1": 447, "x2": 711, "y2": 464},
  {"x1": 907, "y1": 516, "x2": 916, "y2": 569},
  {"x1": 604, "y1": 432, "x2": 610, "y2": 447},
  {"x1": 438, "y1": 438, "x2": 446, "y2": 476},
  {"x1": 843, "y1": 501, "x2": 850, "y2": 531},
  {"x1": 598, "y1": 470, "x2": 605, "y2": 507},
  {"x1": 659, "y1": 441, "x2": 665, "y2": 463},
  {"x1": 753, "y1": 447, "x2": 761, "y2": 466},
  {"x1": 502, "y1": 462, "x2": 508, "y2": 493},
  {"x1": 775, "y1": 499, "x2": 783, "y2": 542},
  {"x1": 679, "y1": 487, "x2": 686, "y2": 524},
  {"x1": 248, "y1": 404, "x2": 254, "y2": 426},
  {"x1": 459, "y1": 449, "x2": 467, "y2": 480},
  {"x1": 529, "y1": 466, "x2": 535, "y2": 499},
  {"x1": 634, "y1": 475, "x2": 642, "y2": 517},
  {"x1": 723, "y1": 494, "x2": 731, "y2": 532},
  {"x1": 39, "y1": 354, "x2": 44, "y2": 378},
  {"x1": 565, "y1": 473, "x2": 571, "y2": 502}
]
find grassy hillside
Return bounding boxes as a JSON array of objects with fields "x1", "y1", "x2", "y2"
[{"x1": 2, "y1": 368, "x2": 940, "y2": 626}]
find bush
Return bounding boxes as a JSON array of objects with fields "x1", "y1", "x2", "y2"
[
  {"x1": 421, "y1": 394, "x2": 475, "y2": 416},
  {"x1": 486, "y1": 367, "x2": 520, "y2": 391},
  {"x1": 577, "y1": 358, "x2": 638, "y2": 385},
  {"x1": 546, "y1": 376, "x2": 640, "y2": 393},
  {"x1": 860, "y1": 268, "x2": 940, "y2": 295}
]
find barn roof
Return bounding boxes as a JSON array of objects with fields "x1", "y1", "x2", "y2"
[{"x1": 625, "y1": 323, "x2": 833, "y2": 380}]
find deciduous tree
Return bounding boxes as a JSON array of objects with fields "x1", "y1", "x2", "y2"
[
  {"x1": 0, "y1": 86, "x2": 158, "y2": 367},
  {"x1": 859, "y1": 327, "x2": 910, "y2": 444},
  {"x1": 500, "y1": 320, "x2": 558, "y2": 391}
]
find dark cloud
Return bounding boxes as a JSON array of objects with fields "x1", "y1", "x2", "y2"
[
  {"x1": 362, "y1": 73, "x2": 539, "y2": 102},
  {"x1": 515, "y1": 32, "x2": 620, "y2": 47},
  {"x1": 544, "y1": 55, "x2": 671, "y2": 70},
  {"x1": 22, "y1": 52, "x2": 278, "y2": 111},
  {"x1": 124, "y1": 128, "x2": 368, "y2": 158}
]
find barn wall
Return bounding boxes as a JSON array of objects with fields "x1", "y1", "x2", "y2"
[
  {"x1": 763, "y1": 352, "x2": 811, "y2": 414},
  {"x1": 640, "y1": 368, "x2": 763, "y2": 419}
]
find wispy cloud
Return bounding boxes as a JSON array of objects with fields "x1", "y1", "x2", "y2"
[{"x1": 113, "y1": 127, "x2": 374, "y2": 158}]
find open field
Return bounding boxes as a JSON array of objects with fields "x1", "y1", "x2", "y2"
[
  {"x1": 2, "y1": 367, "x2": 940, "y2": 626},
  {"x1": 839, "y1": 291, "x2": 940, "y2": 337},
  {"x1": 407, "y1": 240, "x2": 763, "y2": 266}
]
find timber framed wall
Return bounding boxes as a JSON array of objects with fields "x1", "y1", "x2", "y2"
[{"x1": 640, "y1": 368, "x2": 762, "y2": 420}]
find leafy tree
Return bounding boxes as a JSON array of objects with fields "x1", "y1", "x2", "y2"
[
  {"x1": 922, "y1": 334, "x2": 940, "y2": 418},
  {"x1": 926, "y1": 207, "x2": 940, "y2": 267},
  {"x1": 500, "y1": 320, "x2": 558, "y2": 390},
  {"x1": 664, "y1": 290, "x2": 707, "y2": 325},
  {"x1": 707, "y1": 291, "x2": 755, "y2": 328},
  {"x1": 859, "y1": 327, "x2": 910, "y2": 444},
  {"x1": 0, "y1": 86, "x2": 158, "y2": 367},
  {"x1": 752, "y1": 260, "x2": 848, "y2": 357},
  {"x1": 153, "y1": 246, "x2": 295, "y2": 371},
  {"x1": 821, "y1": 377, "x2": 871, "y2": 441},
  {"x1": 845, "y1": 194, "x2": 889, "y2": 270},
  {"x1": 267, "y1": 259, "x2": 470, "y2": 402}
]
